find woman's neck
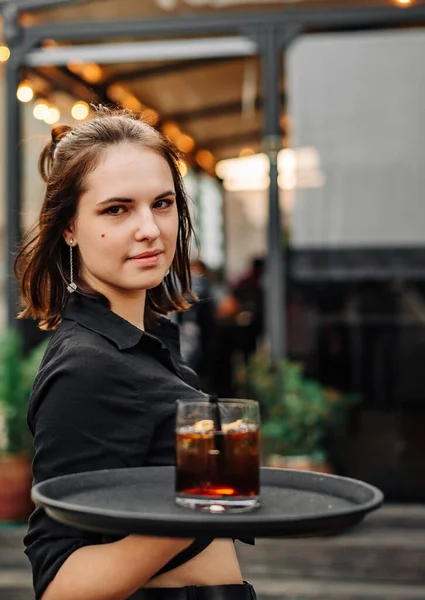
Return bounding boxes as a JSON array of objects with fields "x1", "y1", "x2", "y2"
[
  {"x1": 80, "y1": 271, "x2": 147, "y2": 330},
  {"x1": 109, "y1": 292, "x2": 146, "y2": 331}
]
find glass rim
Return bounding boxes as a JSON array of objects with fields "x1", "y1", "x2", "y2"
[{"x1": 176, "y1": 398, "x2": 258, "y2": 406}]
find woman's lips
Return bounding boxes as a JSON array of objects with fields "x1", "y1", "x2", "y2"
[{"x1": 128, "y1": 251, "x2": 162, "y2": 266}]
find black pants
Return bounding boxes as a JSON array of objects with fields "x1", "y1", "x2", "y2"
[{"x1": 129, "y1": 582, "x2": 257, "y2": 599}]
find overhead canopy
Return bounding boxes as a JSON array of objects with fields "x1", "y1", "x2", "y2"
[
  {"x1": 25, "y1": 54, "x2": 266, "y2": 164},
  {"x1": 2, "y1": 0, "x2": 424, "y2": 165}
]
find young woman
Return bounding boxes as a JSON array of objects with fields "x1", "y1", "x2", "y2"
[{"x1": 15, "y1": 108, "x2": 256, "y2": 600}]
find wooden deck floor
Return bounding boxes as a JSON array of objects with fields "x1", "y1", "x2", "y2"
[{"x1": 1, "y1": 504, "x2": 425, "y2": 599}]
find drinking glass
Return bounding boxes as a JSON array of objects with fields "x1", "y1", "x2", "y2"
[{"x1": 175, "y1": 398, "x2": 260, "y2": 513}]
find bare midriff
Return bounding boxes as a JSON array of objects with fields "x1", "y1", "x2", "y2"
[{"x1": 143, "y1": 539, "x2": 243, "y2": 588}]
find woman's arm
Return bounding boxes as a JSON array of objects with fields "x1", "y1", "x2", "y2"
[{"x1": 42, "y1": 535, "x2": 193, "y2": 600}]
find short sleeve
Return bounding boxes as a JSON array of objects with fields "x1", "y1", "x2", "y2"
[{"x1": 24, "y1": 335, "x2": 154, "y2": 599}]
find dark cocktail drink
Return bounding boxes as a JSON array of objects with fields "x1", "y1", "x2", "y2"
[
  {"x1": 175, "y1": 399, "x2": 261, "y2": 512},
  {"x1": 176, "y1": 426, "x2": 260, "y2": 498}
]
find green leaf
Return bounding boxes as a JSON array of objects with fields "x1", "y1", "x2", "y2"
[
  {"x1": 0, "y1": 329, "x2": 49, "y2": 454},
  {"x1": 246, "y1": 345, "x2": 362, "y2": 458}
]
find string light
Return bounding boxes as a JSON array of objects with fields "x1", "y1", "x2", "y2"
[
  {"x1": 178, "y1": 160, "x2": 188, "y2": 177},
  {"x1": 44, "y1": 107, "x2": 60, "y2": 125},
  {"x1": 175, "y1": 134, "x2": 195, "y2": 154},
  {"x1": 395, "y1": 0, "x2": 412, "y2": 5},
  {"x1": 107, "y1": 84, "x2": 127, "y2": 104},
  {"x1": 195, "y1": 149, "x2": 215, "y2": 171},
  {"x1": 67, "y1": 61, "x2": 84, "y2": 75},
  {"x1": 0, "y1": 46, "x2": 10, "y2": 62},
  {"x1": 68, "y1": 62, "x2": 103, "y2": 83},
  {"x1": 142, "y1": 108, "x2": 159, "y2": 126},
  {"x1": 33, "y1": 100, "x2": 49, "y2": 120},
  {"x1": 71, "y1": 101, "x2": 90, "y2": 120},
  {"x1": 17, "y1": 80, "x2": 34, "y2": 103},
  {"x1": 107, "y1": 84, "x2": 141, "y2": 111},
  {"x1": 162, "y1": 121, "x2": 180, "y2": 140},
  {"x1": 81, "y1": 64, "x2": 103, "y2": 84}
]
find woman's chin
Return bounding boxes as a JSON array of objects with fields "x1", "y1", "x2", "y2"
[{"x1": 133, "y1": 274, "x2": 166, "y2": 291}]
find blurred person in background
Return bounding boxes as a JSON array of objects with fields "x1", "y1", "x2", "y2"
[
  {"x1": 232, "y1": 258, "x2": 265, "y2": 360},
  {"x1": 212, "y1": 258, "x2": 265, "y2": 397}
]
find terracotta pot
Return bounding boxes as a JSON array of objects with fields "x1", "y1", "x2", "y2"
[
  {"x1": 0, "y1": 453, "x2": 34, "y2": 522},
  {"x1": 266, "y1": 453, "x2": 334, "y2": 474}
]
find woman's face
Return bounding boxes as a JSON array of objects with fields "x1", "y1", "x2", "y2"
[{"x1": 69, "y1": 143, "x2": 179, "y2": 300}]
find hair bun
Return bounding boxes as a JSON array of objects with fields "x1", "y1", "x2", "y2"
[
  {"x1": 39, "y1": 124, "x2": 73, "y2": 182},
  {"x1": 51, "y1": 124, "x2": 73, "y2": 147}
]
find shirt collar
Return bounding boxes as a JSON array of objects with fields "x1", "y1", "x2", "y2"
[{"x1": 61, "y1": 294, "x2": 145, "y2": 350}]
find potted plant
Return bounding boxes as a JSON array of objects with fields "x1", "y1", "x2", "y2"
[
  {"x1": 0, "y1": 329, "x2": 48, "y2": 522},
  {"x1": 246, "y1": 346, "x2": 360, "y2": 472}
]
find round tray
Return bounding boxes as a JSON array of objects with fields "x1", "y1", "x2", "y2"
[{"x1": 32, "y1": 466, "x2": 383, "y2": 538}]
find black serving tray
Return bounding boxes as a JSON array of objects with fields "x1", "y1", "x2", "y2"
[{"x1": 31, "y1": 466, "x2": 383, "y2": 538}]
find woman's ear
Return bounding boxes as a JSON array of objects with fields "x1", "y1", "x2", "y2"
[{"x1": 63, "y1": 224, "x2": 76, "y2": 246}]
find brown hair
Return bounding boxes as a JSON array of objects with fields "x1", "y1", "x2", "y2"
[{"x1": 14, "y1": 106, "x2": 196, "y2": 330}]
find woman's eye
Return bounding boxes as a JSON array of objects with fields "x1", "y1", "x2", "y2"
[
  {"x1": 105, "y1": 205, "x2": 126, "y2": 216},
  {"x1": 154, "y1": 199, "x2": 174, "y2": 209}
]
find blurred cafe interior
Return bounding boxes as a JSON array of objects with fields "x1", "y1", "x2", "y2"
[{"x1": 1, "y1": 0, "x2": 425, "y2": 501}]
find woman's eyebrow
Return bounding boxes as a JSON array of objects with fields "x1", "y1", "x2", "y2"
[
  {"x1": 96, "y1": 197, "x2": 133, "y2": 207},
  {"x1": 155, "y1": 190, "x2": 176, "y2": 200},
  {"x1": 96, "y1": 191, "x2": 176, "y2": 207}
]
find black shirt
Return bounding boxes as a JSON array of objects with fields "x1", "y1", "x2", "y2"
[{"x1": 24, "y1": 295, "x2": 215, "y2": 599}]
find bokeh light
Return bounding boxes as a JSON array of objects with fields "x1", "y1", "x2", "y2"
[
  {"x1": 17, "y1": 81, "x2": 34, "y2": 103},
  {"x1": 71, "y1": 101, "x2": 90, "y2": 120},
  {"x1": 44, "y1": 107, "x2": 60, "y2": 125},
  {"x1": 0, "y1": 46, "x2": 10, "y2": 62},
  {"x1": 195, "y1": 149, "x2": 215, "y2": 171},
  {"x1": 33, "y1": 101, "x2": 49, "y2": 121}
]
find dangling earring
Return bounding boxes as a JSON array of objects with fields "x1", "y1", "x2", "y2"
[{"x1": 67, "y1": 239, "x2": 77, "y2": 293}]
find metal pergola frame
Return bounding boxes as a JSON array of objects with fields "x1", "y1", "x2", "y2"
[{"x1": 3, "y1": 1, "x2": 425, "y2": 361}]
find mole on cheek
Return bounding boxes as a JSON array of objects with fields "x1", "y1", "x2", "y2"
[{"x1": 101, "y1": 234, "x2": 105, "y2": 238}]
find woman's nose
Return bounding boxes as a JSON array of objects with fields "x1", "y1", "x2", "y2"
[{"x1": 135, "y1": 210, "x2": 161, "y2": 241}]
